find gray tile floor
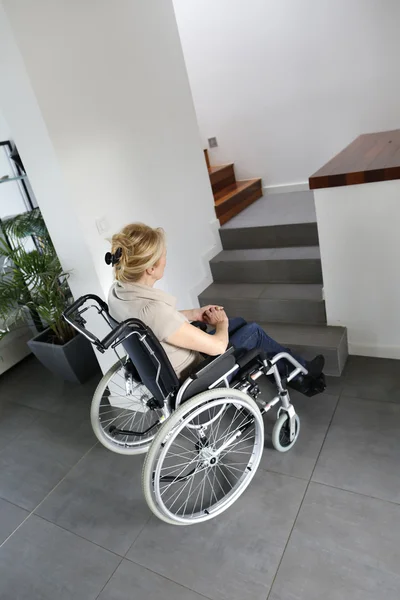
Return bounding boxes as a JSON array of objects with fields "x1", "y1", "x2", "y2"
[{"x1": 0, "y1": 354, "x2": 400, "y2": 599}]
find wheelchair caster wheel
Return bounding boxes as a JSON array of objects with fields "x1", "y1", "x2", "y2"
[{"x1": 272, "y1": 413, "x2": 300, "y2": 453}]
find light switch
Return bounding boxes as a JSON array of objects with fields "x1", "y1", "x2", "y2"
[{"x1": 96, "y1": 216, "x2": 109, "y2": 235}]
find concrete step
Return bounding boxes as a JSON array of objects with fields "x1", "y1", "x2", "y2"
[
  {"x1": 220, "y1": 190, "x2": 318, "y2": 249},
  {"x1": 199, "y1": 283, "x2": 326, "y2": 325},
  {"x1": 260, "y1": 322, "x2": 348, "y2": 376},
  {"x1": 220, "y1": 222, "x2": 319, "y2": 250},
  {"x1": 210, "y1": 246, "x2": 323, "y2": 284}
]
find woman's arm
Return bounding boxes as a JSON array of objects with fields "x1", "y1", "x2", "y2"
[
  {"x1": 167, "y1": 309, "x2": 229, "y2": 356},
  {"x1": 179, "y1": 305, "x2": 221, "y2": 322},
  {"x1": 179, "y1": 309, "x2": 199, "y2": 321}
]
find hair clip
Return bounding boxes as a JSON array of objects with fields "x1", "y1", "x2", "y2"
[{"x1": 105, "y1": 247, "x2": 122, "y2": 266}]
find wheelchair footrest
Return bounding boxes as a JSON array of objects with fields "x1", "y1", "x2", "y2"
[{"x1": 288, "y1": 373, "x2": 326, "y2": 397}]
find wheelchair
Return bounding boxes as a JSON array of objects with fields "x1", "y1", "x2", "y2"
[{"x1": 63, "y1": 294, "x2": 325, "y2": 526}]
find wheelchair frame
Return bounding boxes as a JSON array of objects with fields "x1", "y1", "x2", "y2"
[
  {"x1": 64, "y1": 294, "x2": 308, "y2": 445},
  {"x1": 63, "y1": 294, "x2": 322, "y2": 524}
]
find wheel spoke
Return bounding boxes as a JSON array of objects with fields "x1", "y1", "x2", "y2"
[
  {"x1": 218, "y1": 432, "x2": 256, "y2": 460},
  {"x1": 160, "y1": 457, "x2": 201, "y2": 496},
  {"x1": 165, "y1": 467, "x2": 204, "y2": 510},
  {"x1": 216, "y1": 463, "x2": 235, "y2": 490},
  {"x1": 214, "y1": 414, "x2": 253, "y2": 447},
  {"x1": 92, "y1": 361, "x2": 161, "y2": 450},
  {"x1": 170, "y1": 466, "x2": 209, "y2": 514},
  {"x1": 205, "y1": 467, "x2": 218, "y2": 506},
  {"x1": 179, "y1": 465, "x2": 199, "y2": 515}
]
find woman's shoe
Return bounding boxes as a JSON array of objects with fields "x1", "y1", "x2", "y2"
[{"x1": 305, "y1": 355, "x2": 325, "y2": 377}]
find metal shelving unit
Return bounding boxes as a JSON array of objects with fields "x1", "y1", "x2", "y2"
[
  {"x1": 0, "y1": 141, "x2": 37, "y2": 374},
  {"x1": 0, "y1": 140, "x2": 36, "y2": 211}
]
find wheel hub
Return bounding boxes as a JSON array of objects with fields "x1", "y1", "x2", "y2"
[{"x1": 199, "y1": 446, "x2": 219, "y2": 467}]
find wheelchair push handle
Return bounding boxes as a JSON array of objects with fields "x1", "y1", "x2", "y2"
[
  {"x1": 63, "y1": 294, "x2": 108, "y2": 318},
  {"x1": 63, "y1": 294, "x2": 146, "y2": 353},
  {"x1": 63, "y1": 294, "x2": 109, "y2": 350}
]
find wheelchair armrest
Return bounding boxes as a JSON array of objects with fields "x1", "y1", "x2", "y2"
[
  {"x1": 190, "y1": 347, "x2": 236, "y2": 380},
  {"x1": 233, "y1": 348, "x2": 268, "y2": 381},
  {"x1": 235, "y1": 348, "x2": 266, "y2": 369}
]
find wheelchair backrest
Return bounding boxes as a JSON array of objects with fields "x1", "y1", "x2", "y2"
[
  {"x1": 63, "y1": 294, "x2": 179, "y2": 408},
  {"x1": 108, "y1": 315, "x2": 180, "y2": 407}
]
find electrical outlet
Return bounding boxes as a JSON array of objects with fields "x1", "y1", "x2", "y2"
[{"x1": 208, "y1": 137, "x2": 218, "y2": 148}]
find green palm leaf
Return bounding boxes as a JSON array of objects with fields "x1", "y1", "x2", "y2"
[
  {"x1": 2, "y1": 208, "x2": 53, "y2": 249},
  {"x1": 0, "y1": 209, "x2": 74, "y2": 344}
]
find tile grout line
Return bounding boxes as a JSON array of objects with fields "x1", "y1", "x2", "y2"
[
  {"x1": 0, "y1": 495, "x2": 30, "y2": 514},
  {"x1": 91, "y1": 515, "x2": 216, "y2": 599},
  {"x1": 265, "y1": 389, "x2": 342, "y2": 600},
  {"x1": 122, "y1": 509, "x2": 213, "y2": 598},
  {"x1": 341, "y1": 392, "x2": 400, "y2": 406},
  {"x1": 90, "y1": 514, "x2": 215, "y2": 600},
  {"x1": 94, "y1": 556, "x2": 124, "y2": 600},
  {"x1": 34, "y1": 513, "x2": 124, "y2": 559},
  {"x1": 257, "y1": 465, "x2": 310, "y2": 483},
  {"x1": 0, "y1": 440, "x2": 99, "y2": 550},
  {"x1": 123, "y1": 555, "x2": 215, "y2": 600},
  {"x1": 123, "y1": 514, "x2": 153, "y2": 558},
  {"x1": 311, "y1": 479, "x2": 400, "y2": 508}
]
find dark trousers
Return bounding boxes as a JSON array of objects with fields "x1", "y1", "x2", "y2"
[{"x1": 226, "y1": 318, "x2": 306, "y2": 369}]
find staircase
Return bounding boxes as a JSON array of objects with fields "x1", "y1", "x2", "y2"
[
  {"x1": 199, "y1": 190, "x2": 348, "y2": 376},
  {"x1": 205, "y1": 149, "x2": 263, "y2": 225}
]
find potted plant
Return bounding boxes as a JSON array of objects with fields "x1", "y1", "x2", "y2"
[{"x1": 0, "y1": 209, "x2": 100, "y2": 383}]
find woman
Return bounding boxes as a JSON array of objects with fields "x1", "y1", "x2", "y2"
[{"x1": 108, "y1": 223, "x2": 324, "y2": 381}]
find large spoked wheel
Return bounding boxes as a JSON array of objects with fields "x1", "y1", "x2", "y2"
[
  {"x1": 91, "y1": 357, "x2": 163, "y2": 455},
  {"x1": 142, "y1": 388, "x2": 264, "y2": 525},
  {"x1": 271, "y1": 412, "x2": 300, "y2": 453}
]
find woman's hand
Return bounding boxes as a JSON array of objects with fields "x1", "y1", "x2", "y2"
[
  {"x1": 203, "y1": 306, "x2": 229, "y2": 326},
  {"x1": 186, "y1": 305, "x2": 224, "y2": 322}
]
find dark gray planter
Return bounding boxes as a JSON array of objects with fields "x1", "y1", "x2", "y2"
[{"x1": 27, "y1": 329, "x2": 100, "y2": 383}]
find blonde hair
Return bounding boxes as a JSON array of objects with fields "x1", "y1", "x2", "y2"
[{"x1": 110, "y1": 223, "x2": 165, "y2": 283}]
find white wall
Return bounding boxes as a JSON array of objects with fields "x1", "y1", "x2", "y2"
[
  {"x1": 173, "y1": 0, "x2": 400, "y2": 188},
  {"x1": 0, "y1": 0, "x2": 220, "y2": 371},
  {"x1": 0, "y1": 0, "x2": 219, "y2": 307},
  {"x1": 0, "y1": 110, "x2": 10, "y2": 140},
  {"x1": 0, "y1": 2, "x2": 104, "y2": 300},
  {"x1": 315, "y1": 180, "x2": 400, "y2": 359}
]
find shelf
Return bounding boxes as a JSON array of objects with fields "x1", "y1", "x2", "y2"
[{"x1": 0, "y1": 175, "x2": 27, "y2": 185}]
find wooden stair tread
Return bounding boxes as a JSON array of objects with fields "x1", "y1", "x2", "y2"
[
  {"x1": 204, "y1": 148, "x2": 210, "y2": 169},
  {"x1": 208, "y1": 164, "x2": 234, "y2": 175},
  {"x1": 214, "y1": 179, "x2": 262, "y2": 206},
  {"x1": 204, "y1": 150, "x2": 263, "y2": 225}
]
